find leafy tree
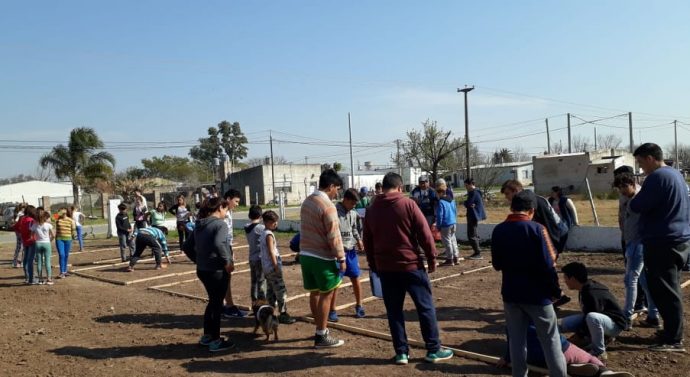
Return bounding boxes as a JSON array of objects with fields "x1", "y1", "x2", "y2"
[
  {"x1": 333, "y1": 162, "x2": 343, "y2": 172},
  {"x1": 39, "y1": 127, "x2": 115, "y2": 205},
  {"x1": 141, "y1": 155, "x2": 199, "y2": 182},
  {"x1": 189, "y1": 121, "x2": 248, "y2": 173},
  {"x1": 402, "y1": 119, "x2": 463, "y2": 183}
]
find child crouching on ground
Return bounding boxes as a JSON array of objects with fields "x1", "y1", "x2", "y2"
[
  {"x1": 436, "y1": 180, "x2": 460, "y2": 266},
  {"x1": 260, "y1": 210, "x2": 296, "y2": 324},
  {"x1": 245, "y1": 205, "x2": 268, "y2": 302}
]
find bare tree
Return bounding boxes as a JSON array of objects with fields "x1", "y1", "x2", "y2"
[
  {"x1": 572, "y1": 135, "x2": 591, "y2": 153},
  {"x1": 402, "y1": 119, "x2": 463, "y2": 183},
  {"x1": 596, "y1": 133, "x2": 623, "y2": 150},
  {"x1": 666, "y1": 143, "x2": 690, "y2": 170},
  {"x1": 512, "y1": 145, "x2": 531, "y2": 162},
  {"x1": 551, "y1": 140, "x2": 565, "y2": 154},
  {"x1": 472, "y1": 154, "x2": 504, "y2": 200},
  {"x1": 245, "y1": 156, "x2": 289, "y2": 167}
]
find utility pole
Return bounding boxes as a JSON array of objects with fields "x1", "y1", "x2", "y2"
[
  {"x1": 628, "y1": 112, "x2": 634, "y2": 153},
  {"x1": 545, "y1": 118, "x2": 551, "y2": 154},
  {"x1": 594, "y1": 127, "x2": 597, "y2": 150},
  {"x1": 567, "y1": 113, "x2": 572, "y2": 153},
  {"x1": 458, "y1": 86, "x2": 475, "y2": 179},
  {"x1": 675, "y1": 120, "x2": 679, "y2": 170},
  {"x1": 395, "y1": 139, "x2": 402, "y2": 176},
  {"x1": 270, "y1": 130, "x2": 276, "y2": 204},
  {"x1": 348, "y1": 112, "x2": 355, "y2": 190}
]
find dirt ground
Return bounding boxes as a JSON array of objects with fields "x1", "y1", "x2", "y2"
[{"x1": 1, "y1": 234, "x2": 689, "y2": 377}]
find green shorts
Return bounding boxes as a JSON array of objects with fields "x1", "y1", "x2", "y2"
[{"x1": 300, "y1": 255, "x2": 342, "y2": 293}]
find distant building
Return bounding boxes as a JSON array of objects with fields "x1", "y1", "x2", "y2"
[
  {"x1": 532, "y1": 149, "x2": 635, "y2": 195},
  {"x1": 339, "y1": 162, "x2": 424, "y2": 192},
  {"x1": 226, "y1": 164, "x2": 322, "y2": 205},
  {"x1": 454, "y1": 161, "x2": 534, "y2": 186},
  {"x1": 0, "y1": 180, "x2": 75, "y2": 206}
]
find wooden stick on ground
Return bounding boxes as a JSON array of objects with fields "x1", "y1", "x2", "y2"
[
  {"x1": 299, "y1": 316, "x2": 550, "y2": 375},
  {"x1": 681, "y1": 279, "x2": 690, "y2": 289}
]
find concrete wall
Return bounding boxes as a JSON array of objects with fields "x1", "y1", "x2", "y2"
[
  {"x1": 228, "y1": 164, "x2": 322, "y2": 205},
  {"x1": 533, "y1": 153, "x2": 591, "y2": 195}
]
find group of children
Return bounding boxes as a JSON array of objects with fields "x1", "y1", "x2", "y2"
[{"x1": 10, "y1": 203, "x2": 82, "y2": 285}]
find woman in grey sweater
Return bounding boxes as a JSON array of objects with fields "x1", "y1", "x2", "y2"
[{"x1": 184, "y1": 197, "x2": 234, "y2": 352}]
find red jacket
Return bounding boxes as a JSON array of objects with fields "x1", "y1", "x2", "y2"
[
  {"x1": 363, "y1": 191, "x2": 437, "y2": 272},
  {"x1": 17, "y1": 216, "x2": 36, "y2": 247}
]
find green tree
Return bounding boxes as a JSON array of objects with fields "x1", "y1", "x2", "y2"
[
  {"x1": 189, "y1": 121, "x2": 248, "y2": 173},
  {"x1": 403, "y1": 119, "x2": 463, "y2": 183},
  {"x1": 141, "y1": 155, "x2": 199, "y2": 182},
  {"x1": 492, "y1": 148, "x2": 514, "y2": 164},
  {"x1": 39, "y1": 127, "x2": 115, "y2": 205}
]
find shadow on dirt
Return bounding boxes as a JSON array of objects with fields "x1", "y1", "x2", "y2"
[{"x1": 94, "y1": 313, "x2": 254, "y2": 330}]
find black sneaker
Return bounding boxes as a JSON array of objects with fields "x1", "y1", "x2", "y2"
[
  {"x1": 314, "y1": 330, "x2": 344, "y2": 348},
  {"x1": 209, "y1": 337, "x2": 235, "y2": 352},
  {"x1": 649, "y1": 342, "x2": 686, "y2": 352},
  {"x1": 278, "y1": 312, "x2": 296, "y2": 324},
  {"x1": 553, "y1": 295, "x2": 571, "y2": 308},
  {"x1": 638, "y1": 317, "x2": 661, "y2": 329},
  {"x1": 468, "y1": 254, "x2": 483, "y2": 260}
]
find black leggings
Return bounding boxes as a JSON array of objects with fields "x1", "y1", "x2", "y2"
[{"x1": 197, "y1": 269, "x2": 229, "y2": 340}]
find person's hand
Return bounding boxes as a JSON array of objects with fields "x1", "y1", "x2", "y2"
[
  {"x1": 225, "y1": 263, "x2": 235, "y2": 273},
  {"x1": 428, "y1": 262, "x2": 437, "y2": 274},
  {"x1": 339, "y1": 260, "x2": 346, "y2": 273}
]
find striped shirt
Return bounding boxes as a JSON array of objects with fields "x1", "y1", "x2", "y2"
[
  {"x1": 299, "y1": 190, "x2": 344, "y2": 260},
  {"x1": 55, "y1": 217, "x2": 76, "y2": 240}
]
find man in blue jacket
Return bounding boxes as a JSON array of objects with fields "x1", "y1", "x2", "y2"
[
  {"x1": 491, "y1": 190, "x2": 567, "y2": 377},
  {"x1": 629, "y1": 143, "x2": 690, "y2": 352},
  {"x1": 463, "y1": 178, "x2": 486, "y2": 260}
]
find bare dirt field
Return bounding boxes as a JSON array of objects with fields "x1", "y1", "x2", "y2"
[{"x1": 1, "y1": 234, "x2": 689, "y2": 377}]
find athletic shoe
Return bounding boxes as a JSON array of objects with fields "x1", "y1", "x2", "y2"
[
  {"x1": 328, "y1": 310, "x2": 339, "y2": 322},
  {"x1": 553, "y1": 295, "x2": 572, "y2": 308},
  {"x1": 590, "y1": 351, "x2": 608, "y2": 361},
  {"x1": 567, "y1": 363, "x2": 600, "y2": 377},
  {"x1": 599, "y1": 370, "x2": 634, "y2": 377},
  {"x1": 424, "y1": 348, "x2": 453, "y2": 363},
  {"x1": 468, "y1": 254, "x2": 483, "y2": 260},
  {"x1": 222, "y1": 306, "x2": 248, "y2": 318},
  {"x1": 454, "y1": 257, "x2": 464, "y2": 263},
  {"x1": 314, "y1": 330, "x2": 344, "y2": 348},
  {"x1": 45, "y1": 280, "x2": 54, "y2": 286},
  {"x1": 649, "y1": 343, "x2": 686, "y2": 352},
  {"x1": 355, "y1": 305, "x2": 365, "y2": 318},
  {"x1": 58, "y1": 274, "x2": 66, "y2": 279},
  {"x1": 199, "y1": 334, "x2": 213, "y2": 346},
  {"x1": 394, "y1": 353, "x2": 409, "y2": 365},
  {"x1": 633, "y1": 306, "x2": 648, "y2": 314},
  {"x1": 278, "y1": 312, "x2": 296, "y2": 324},
  {"x1": 125, "y1": 266, "x2": 134, "y2": 272},
  {"x1": 208, "y1": 337, "x2": 235, "y2": 352},
  {"x1": 440, "y1": 260, "x2": 454, "y2": 266},
  {"x1": 638, "y1": 317, "x2": 661, "y2": 329}
]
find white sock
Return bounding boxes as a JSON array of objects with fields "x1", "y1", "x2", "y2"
[{"x1": 316, "y1": 329, "x2": 327, "y2": 336}]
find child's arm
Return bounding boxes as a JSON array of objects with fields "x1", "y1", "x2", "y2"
[{"x1": 267, "y1": 234, "x2": 280, "y2": 273}]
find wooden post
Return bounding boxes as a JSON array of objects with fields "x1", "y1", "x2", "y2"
[{"x1": 585, "y1": 177, "x2": 600, "y2": 226}]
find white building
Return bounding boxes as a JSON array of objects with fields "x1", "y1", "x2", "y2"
[
  {"x1": 454, "y1": 161, "x2": 534, "y2": 186},
  {"x1": 0, "y1": 180, "x2": 75, "y2": 206}
]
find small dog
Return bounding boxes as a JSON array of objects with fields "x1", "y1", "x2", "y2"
[{"x1": 252, "y1": 300, "x2": 279, "y2": 342}]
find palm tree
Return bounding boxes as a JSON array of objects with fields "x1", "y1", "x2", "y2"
[{"x1": 39, "y1": 127, "x2": 116, "y2": 206}]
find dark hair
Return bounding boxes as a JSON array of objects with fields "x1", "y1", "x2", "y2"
[
  {"x1": 374, "y1": 182, "x2": 382, "y2": 190},
  {"x1": 39, "y1": 211, "x2": 51, "y2": 224},
  {"x1": 463, "y1": 178, "x2": 475, "y2": 185},
  {"x1": 118, "y1": 203, "x2": 127, "y2": 211},
  {"x1": 224, "y1": 189, "x2": 241, "y2": 200},
  {"x1": 248, "y1": 205, "x2": 262, "y2": 220},
  {"x1": 633, "y1": 143, "x2": 663, "y2": 161},
  {"x1": 318, "y1": 169, "x2": 343, "y2": 190},
  {"x1": 157, "y1": 201, "x2": 167, "y2": 211},
  {"x1": 613, "y1": 173, "x2": 636, "y2": 188},
  {"x1": 382, "y1": 172, "x2": 403, "y2": 190},
  {"x1": 511, "y1": 190, "x2": 537, "y2": 212},
  {"x1": 64, "y1": 207, "x2": 73, "y2": 219},
  {"x1": 197, "y1": 197, "x2": 228, "y2": 219},
  {"x1": 262, "y1": 210, "x2": 279, "y2": 223},
  {"x1": 613, "y1": 165, "x2": 634, "y2": 175},
  {"x1": 343, "y1": 188, "x2": 360, "y2": 202},
  {"x1": 551, "y1": 186, "x2": 562, "y2": 194},
  {"x1": 24, "y1": 205, "x2": 37, "y2": 220},
  {"x1": 177, "y1": 193, "x2": 186, "y2": 199},
  {"x1": 500, "y1": 179, "x2": 523, "y2": 194},
  {"x1": 562, "y1": 262, "x2": 588, "y2": 283}
]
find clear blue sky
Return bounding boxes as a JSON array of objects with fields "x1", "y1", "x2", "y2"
[{"x1": 2, "y1": 1, "x2": 690, "y2": 179}]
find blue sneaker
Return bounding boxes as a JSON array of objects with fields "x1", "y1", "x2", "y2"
[
  {"x1": 425, "y1": 348, "x2": 453, "y2": 363},
  {"x1": 355, "y1": 305, "x2": 365, "y2": 318},
  {"x1": 222, "y1": 305, "x2": 248, "y2": 318},
  {"x1": 199, "y1": 334, "x2": 213, "y2": 346},
  {"x1": 328, "y1": 310, "x2": 339, "y2": 322},
  {"x1": 208, "y1": 337, "x2": 235, "y2": 353}
]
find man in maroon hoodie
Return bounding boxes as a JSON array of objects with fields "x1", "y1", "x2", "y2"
[{"x1": 363, "y1": 172, "x2": 453, "y2": 365}]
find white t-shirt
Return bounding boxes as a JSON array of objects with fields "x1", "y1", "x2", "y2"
[
  {"x1": 73, "y1": 211, "x2": 84, "y2": 226},
  {"x1": 31, "y1": 222, "x2": 53, "y2": 243},
  {"x1": 224, "y1": 210, "x2": 233, "y2": 244},
  {"x1": 260, "y1": 229, "x2": 281, "y2": 273}
]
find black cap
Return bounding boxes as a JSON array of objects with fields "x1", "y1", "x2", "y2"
[{"x1": 511, "y1": 190, "x2": 537, "y2": 212}]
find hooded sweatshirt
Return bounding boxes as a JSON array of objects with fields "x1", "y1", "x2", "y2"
[
  {"x1": 191, "y1": 216, "x2": 231, "y2": 271},
  {"x1": 363, "y1": 191, "x2": 437, "y2": 272}
]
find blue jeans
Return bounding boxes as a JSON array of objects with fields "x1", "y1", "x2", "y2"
[
  {"x1": 22, "y1": 244, "x2": 36, "y2": 283},
  {"x1": 76, "y1": 225, "x2": 83, "y2": 251},
  {"x1": 55, "y1": 239, "x2": 73, "y2": 274},
  {"x1": 379, "y1": 269, "x2": 441, "y2": 355},
  {"x1": 118, "y1": 233, "x2": 133, "y2": 262},
  {"x1": 624, "y1": 240, "x2": 658, "y2": 320},
  {"x1": 504, "y1": 302, "x2": 567, "y2": 377},
  {"x1": 560, "y1": 313, "x2": 623, "y2": 356}
]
